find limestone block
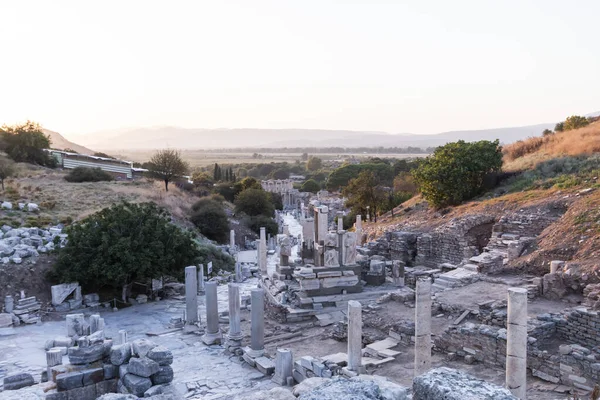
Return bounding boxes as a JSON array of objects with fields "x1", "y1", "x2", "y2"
[
  {"x1": 127, "y1": 357, "x2": 160, "y2": 377},
  {"x1": 3, "y1": 373, "x2": 35, "y2": 390},
  {"x1": 131, "y1": 338, "x2": 157, "y2": 358},
  {"x1": 321, "y1": 276, "x2": 359, "y2": 288},
  {"x1": 110, "y1": 343, "x2": 132, "y2": 365},
  {"x1": 56, "y1": 371, "x2": 84, "y2": 391},
  {"x1": 122, "y1": 373, "x2": 152, "y2": 397},
  {"x1": 0, "y1": 313, "x2": 12, "y2": 328},
  {"x1": 65, "y1": 313, "x2": 85, "y2": 337},
  {"x1": 82, "y1": 367, "x2": 104, "y2": 386},
  {"x1": 103, "y1": 363, "x2": 119, "y2": 380},
  {"x1": 68, "y1": 343, "x2": 105, "y2": 364},
  {"x1": 146, "y1": 345, "x2": 173, "y2": 366},
  {"x1": 51, "y1": 283, "x2": 80, "y2": 306},
  {"x1": 150, "y1": 365, "x2": 174, "y2": 385},
  {"x1": 119, "y1": 363, "x2": 129, "y2": 379},
  {"x1": 351, "y1": 375, "x2": 410, "y2": 400},
  {"x1": 95, "y1": 379, "x2": 118, "y2": 397},
  {"x1": 324, "y1": 249, "x2": 339, "y2": 267},
  {"x1": 300, "y1": 279, "x2": 320, "y2": 291},
  {"x1": 324, "y1": 233, "x2": 338, "y2": 247}
]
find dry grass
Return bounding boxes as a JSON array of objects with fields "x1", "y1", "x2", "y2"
[{"x1": 503, "y1": 121, "x2": 600, "y2": 169}]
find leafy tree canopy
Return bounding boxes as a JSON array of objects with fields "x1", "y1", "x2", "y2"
[
  {"x1": 234, "y1": 188, "x2": 274, "y2": 217},
  {"x1": 301, "y1": 179, "x2": 320, "y2": 193},
  {"x1": 342, "y1": 171, "x2": 387, "y2": 222},
  {"x1": 563, "y1": 115, "x2": 590, "y2": 131},
  {"x1": 327, "y1": 162, "x2": 394, "y2": 191},
  {"x1": 0, "y1": 121, "x2": 56, "y2": 167},
  {"x1": 412, "y1": 140, "x2": 503, "y2": 208},
  {"x1": 306, "y1": 156, "x2": 322, "y2": 171},
  {"x1": 147, "y1": 149, "x2": 189, "y2": 191},
  {"x1": 53, "y1": 202, "x2": 203, "y2": 294},
  {"x1": 190, "y1": 197, "x2": 230, "y2": 243}
]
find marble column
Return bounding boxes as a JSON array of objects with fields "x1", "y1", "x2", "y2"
[
  {"x1": 46, "y1": 348, "x2": 62, "y2": 382},
  {"x1": 272, "y1": 348, "x2": 294, "y2": 386},
  {"x1": 347, "y1": 300, "x2": 362, "y2": 373},
  {"x1": 392, "y1": 261, "x2": 405, "y2": 287},
  {"x1": 506, "y1": 287, "x2": 528, "y2": 399},
  {"x1": 185, "y1": 266, "x2": 199, "y2": 324},
  {"x1": 356, "y1": 215, "x2": 362, "y2": 245},
  {"x1": 4, "y1": 295, "x2": 14, "y2": 313},
  {"x1": 118, "y1": 329, "x2": 127, "y2": 345},
  {"x1": 414, "y1": 278, "x2": 432, "y2": 377},
  {"x1": 235, "y1": 262, "x2": 242, "y2": 283},
  {"x1": 198, "y1": 264, "x2": 205, "y2": 292},
  {"x1": 337, "y1": 211, "x2": 344, "y2": 232},
  {"x1": 260, "y1": 227, "x2": 267, "y2": 275},
  {"x1": 248, "y1": 288, "x2": 265, "y2": 357},
  {"x1": 226, "y1": 283, "x2": 242, "y2": 346},
  {"x1": 230, "y1": 230, "x2": 235, "y2": 249},
  {"x1": 202, "y1": 282, "x2": 222, "y2": 345}
]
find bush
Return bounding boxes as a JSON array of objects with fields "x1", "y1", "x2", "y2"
[
  {"x1": 413, "y1": 140, "x2": 503, "y2": 208},
  {"x1": 234, "y1": 188, "x2": 274, "y2": 217},
  {"x1": 53, "y1": 202, "x2": 201, "y2": 295},
  {"x1": 190, "y1": 198, "x2": 230, "y2": 243},
  {"x1": 64, "y1": 167, "x2": 114, "y2": 182},
  {"x1": 1, "y1": 121, "x2": 57, "y2": 167},
  {"x1": 245, "y1": 215, "x2": 278, "y2": 237},
  {"x1": 301, "y1": 179, "x2": 320, "y2": 193},
  {"x1": 196, "y1": 243, "x2": 235, "y2": 275}
]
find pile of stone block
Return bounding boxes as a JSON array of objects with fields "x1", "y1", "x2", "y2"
[
  {"x1": 293, "y1": 355, "x2": 340, "y2": 382},
  {"x1": 3, "y1": 294, "x2": 42, "y2": 325},
  {"x1": 293, "y1": 265, "x2": 361, "y2": 298},
  {"x1": 0, "y1": 224, "x2": 66, "y2": 264}
]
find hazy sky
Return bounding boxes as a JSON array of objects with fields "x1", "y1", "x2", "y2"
[{"x1": 1, "y1": 0, "x2": 598, "y2": 137}]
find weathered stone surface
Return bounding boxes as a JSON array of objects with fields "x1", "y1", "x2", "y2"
[
  {"x1": 68, "y1": 343, "x2": 105, "y2": 364},
  {"x1": 151, "y1": 365, "x2": 174, "y2": 385},
  {"x1": 131, "y1": 338, "x2": 157, "y2": 358},
  {"x1": 3, "y1": 372, "x2": 35, "y2": 390},
  {"x1": 110, "y1": 343, "x2": 132, "y2": 365},
  {"x1": 82, "y1": 367, "x2": 104, "y2": 386},
  {"x1": 122, "y1": 373, "x2": 152, "y2": 397},
  {"x1": 351, "y1": 375, "x2": 410, "y2": 400},
  {"x1": 96, "y1": 394, "x2": 139, "y2": 400},
  {"x1": 147, "y1": 345, "x2": 173, "y2": 365},
  {"x1": 412, "y1": 368, "x2": 517, "y2": 400},
  {"x1": 56, "y1": 371, "x2": 84, "y2": 391},
  {"x1": 65, "y1": 385, "x2": 97, "y2": 400},
  {"x1": 233, "y1": 387, "x2": 295, "y2": 400},
  {"x1": 127, "y1": 357, "x2": 160, "y2": 377},
  {"x1": 96, "y1": 379, "x2": 119, "y2": 397},
  {"x1": 292, "y1": 377, "x2": 329, "y2": 396},
  {"x1": 298, "y1": 377, "x2": 382, "y2": 400},
  {"x1": 103, "y1": 363, "x2": 119, "y2": 380}
]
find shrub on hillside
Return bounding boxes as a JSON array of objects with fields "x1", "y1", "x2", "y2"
[
  {"x1": 234, "y1": 188, "x2": 274, "y2": 217},
  {"x1": 0, "y1": 121, "x2": 57, "y2": 167},
  {"x1": 245, "y1": 215, "x2": 278, "y2": 237},
  {"x1": 301, "y1": 179, "x2": 320, "y2": 193},
  {"x1": 190, "y1": 197, "x2": 230, "y2": 243},
  {"x1": 413, "y1": 140, "x2": 503, "y2": 208},
  {"x1": 53, "y1": 202, "x2": 201, "y2": 296},
  {"x1": 64, "y1": 167, "x2": 114, "y2": 182}
]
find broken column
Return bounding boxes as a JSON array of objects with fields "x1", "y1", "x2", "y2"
[
  {"x1": 230, "y1": 229, "x2": 235, "y2": 249},
  {"x1": 272, "y1": 348, "x2": 294, "y2": 386},
  {"x1": 4, "y1": 295, "x2": 13, "y2": 313},
  {"x1": 118, "y1": 330, "x2": 127, "y2": 345},
  {"x1": 414, "y1": 278, "x2": 432, "y2": 377},
  {"x1": 506, "y1": 287, "x2": 527, "y2": 399},
  {"x1": 248, "y1": 288, "x2": 265, "y2": 357},
  {"x1": 226, "y1": 283, "x2": 242, "y2": 349},
  {"x1": 46, "y1": 348, "x2": 62, "y2": 381},
  {"x1": 89, "y1": 314, "x2": 103, "y2": 333},
  {"x1": 356, "y1": 215, "x2": 362, "y2": 245},
  {"x1": 198, "y1": 264, "x2": 205, "y2": 292},
  {"x1": 202, "y1": 282, "x2": 222, "y2": 345},
  {"x1": 185, "y1": 265, "x2": 199, "y2": 324},
  {"x1": 235, "y1": 262, "x2": 242, "y2": 283},
  {"x1": 260, "y1": 227, "x2": 268, "y2": 276},
  {"x1": 392, "y1": 260, "x2": 405, "y2": 287},
  {"x1": 347, "y1": 300, "x2": 362, "y2": 374},
  {"x1": 337, "y1": 211, "x2": 344, "y2": 232}
]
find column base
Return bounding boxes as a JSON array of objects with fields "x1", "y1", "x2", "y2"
[
  {"x1": 201, "y1": 331, "x2": 223, "y2": 346},
  {"x1": 243, "y1": 346, "x2": 265, "y2": 359}
]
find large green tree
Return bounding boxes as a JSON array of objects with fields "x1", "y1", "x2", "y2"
[
  {"x1": 342, "y1": 171, "x2": 387, "y2": 222},
  {"x1": 190, "y1": 198, "x2": 230, "y2": 243},
  {"x1": 413, "y1": 140, "x2": 503, "y2": 208},
  {"x1": 301, "y1": 179, "x2": 320, "y2": 193},
  {"x1": 327, "y1": 162, "x2": 394, "y2": 191},
  {"x1": 147, "y1": 149, "x2": 189, "y2": 191},
  {"x1": 53, "y1": 202, "x2": 201, "y2": 296},
  {"x1": 306, "y1": 156, "x2": 323, "y2": 172},
  {"x1": 0, "y1": 121, "x2": 56, "y2": 166},
  {"x1": 234, "y1": 188, "x2": 274, "y2": 217},
  {"x1": 563, "y1": 115, "x2": 590, "y2": 131}
]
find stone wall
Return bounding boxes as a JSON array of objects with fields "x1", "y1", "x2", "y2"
[{"x1": 556, "y1": 307, "x2": 600, "y2": 348}]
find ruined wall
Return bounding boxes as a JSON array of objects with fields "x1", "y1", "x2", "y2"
[{"x1": 556, "y1": 307, "x2": 600, "y2": 349}]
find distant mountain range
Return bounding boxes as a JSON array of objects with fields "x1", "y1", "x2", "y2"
[
  {"x1": 43, "y1": 128, "x2": 94, "y2": 154},
  {"x1": 56, "y1": 111, "x2": 600, "y2": 151}
]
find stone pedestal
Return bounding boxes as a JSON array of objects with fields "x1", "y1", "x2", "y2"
[
  {"x1": 337, "y1": 211, "x2": 344, "y2": 232},
  {"x1": 226, "y1": 283, "x2": 243, "y2": 348},
  {"x1": 414, "y1": 278, "x2": 432, "y2": 377},
  {"x1": 272, "y1": 348, "x2": 294, "y2": 386},
  {"x1": 248, "y1": 288, "x2": 265, "y2": 357},
  {"x1": 202, "y1": 282, "x2": 222, "y2": 345},
  {"x1": 46, "y1": 348, "x2": 63, "y2": 382},
  {"x1": 198, "y1": 264, "x2": 205, "y2": 293},
  {"x1": 347, "y1": 300, "x2": 362, "y2": 373},
  {"x1": 185, "y1": 266, "x2": 199, "y2": 324},
  {"x1": 506, "y1": 287, "x2": 527, "y2": 399}
]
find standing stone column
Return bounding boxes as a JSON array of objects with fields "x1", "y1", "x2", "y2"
[
  {"x1": 347, "y1": 300, "x2": 362, "y2": 373},
  {"x1": 4, "y1": 295, "x2": 14, "y2": 313},
  {"x1": 414, "y1": 278, "x2": 432, "y2": 377},
  {"x1": 46, "y1": 348, "x2": 62, "y2": 381},
  {"x1": 506, "y1": 287, "x2": 528, "y2": 399},
  {"x1": 272, "y1": 348, "x2": 294, "y2": 386},
  {"x1": 392, "y1": 261, "x2": 405, "y2": 287},
  {"x1": 337, "y1": 211, "x2": 344, "y2": 232},
  {"x1": 89, "y1": 314, "x2": 101, "y2": 333},
  {"x1": 356, "y1": 215, "x2": 362, "y2": 245},
  {"x1": 230, "y1": 229, "x2": 235, "y2": 248},
  {"x1": 185, "y1": 266, "x2": 199, "y2": 324},
  {"x1": 118, "y1": 330, "x2": 127, "y2": 345},
  {"x1": 226, "y1": 283, "x2": 243, "y2": 348},
  {"x1": 202, "y1": 282, "x2": 222, "y2": 345},
  {"x1": 235, "y1": 262, "x2": 242, "y2": 283},
  {"x1": 248, "y1": 288, "x2": 265, "y2": 357},
  {"x1": 198, "y1": 264, "x2": 205, "y2": 292},
  {"x1": 260, "y1": 227, "x2": 267, "y2": 275}
]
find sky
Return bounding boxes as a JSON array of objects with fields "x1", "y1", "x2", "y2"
[{"x1": 0, "y1": 0, "x2": 599, "y2": 137}]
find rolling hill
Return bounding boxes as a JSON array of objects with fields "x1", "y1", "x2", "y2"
[{"x1": 43, "y1": 128, "x2": 94, "y2": 155}]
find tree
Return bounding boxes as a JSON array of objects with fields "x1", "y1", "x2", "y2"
[
  {"x1": 412, "y1": 140, "x2": 503, "y2": 208},
  {"x1": 192, "y1": 171, "x2": 214, "y2": 187},
  {"x1": 53, "y1": 202, "x2": 202, "y2": 296},
  {"x1": 301, "y1": 179, "x2": 320, "y2": 193},
  {"x1": 301, "y1": 153, "x2": 309, "y2": 161},
  {"x1": 327, "y1": 162, "x2": 394, "y2": 191},
  {"x1": 342, "y1": 171, "x2": 386, "y2": 222},
  {"x1": 190, "y1": 198, "x2": 230, "y2": 243},
  {"x1": 555, "y1": 122, "x2": 565, "y2": 132},
  {"x1": 245, "y1": 215, "x2": 278, "y2": 236},
  {"x1": 234, "y1": 188, "x2": 274, "y2": 217},
  {"x1": 306, "y1": 156, "x2": 322, "y2": 172},
  {"x1": 0, "y1": 121, "x2": 56, "y2": 166},
  {"x1": 271, "y1": 168, "x2": 289, "y2": 179},
  {"x1": 563, "y1": 115, "x2": 590, "y2": 131},
  {"x1": 542, "y1": 129, "x2": 554, "y2": 136},
  {"x1": 147, "y1": 149, "x2": 189, "y2": 191},
  {"x1": 0, "y1": 158, "x2": 16, "y2": 190}
]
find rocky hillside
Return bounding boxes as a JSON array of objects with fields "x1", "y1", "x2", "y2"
[{"x1": 42, "y1": 128, "x2": 94, "y2": 155}]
